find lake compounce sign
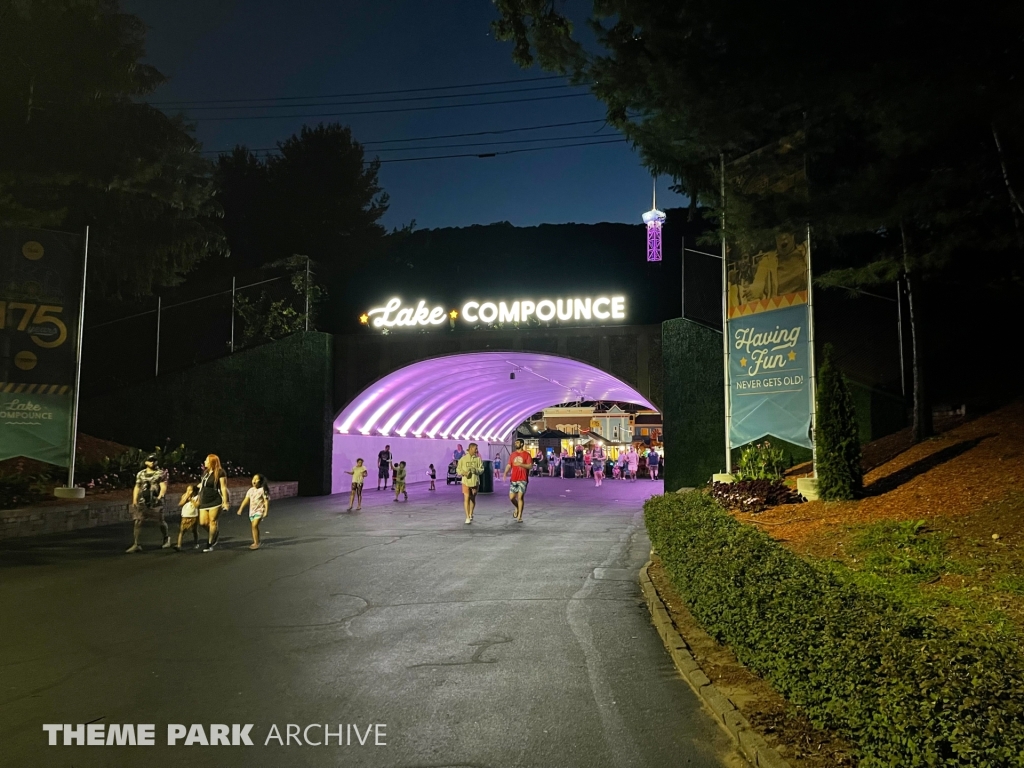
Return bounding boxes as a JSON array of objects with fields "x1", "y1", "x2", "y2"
[{"x1": 360, "y1": 295, "x2": 627, "y2": 330}]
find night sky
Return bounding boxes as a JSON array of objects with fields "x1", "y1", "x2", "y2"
[{"x1": 125, "y1": 0, "x2": 685, "y2": 231}]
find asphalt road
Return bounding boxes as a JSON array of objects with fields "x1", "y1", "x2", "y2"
[{"x1": 0, "y1": 476, "x2": 746, "y2": 768}]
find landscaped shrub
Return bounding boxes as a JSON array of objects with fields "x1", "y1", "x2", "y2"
[
  {"x1": 734, "y1": 440, "x2": 788, "y2": 481},
  {"x1": 0, "y1": 469, "x2": 54, "y2": 509},
  {"x1": 815, "y1": 344, "x2": 863, "y2": 500},
  {"x1": 645, "y1": 490, "x2": 1024, "y2": 767},
  {"x1": 710, "y1": 479, "x2": 804, "y2": 513}
]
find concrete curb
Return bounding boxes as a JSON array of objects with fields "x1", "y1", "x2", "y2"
[{"x1": 640, "y1": 561, "x2": 792, "y2": 768}]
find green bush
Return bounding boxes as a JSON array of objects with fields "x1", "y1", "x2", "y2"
[
  {"x1": 644, "y1": 491, "x2": 1024, "y2": 767},
  {"x1": 735, "y1": 440, "x2": 787, "y2": 481},
  {"x1": 815, "y1": 344, "x2": 864, "y2": 500}
]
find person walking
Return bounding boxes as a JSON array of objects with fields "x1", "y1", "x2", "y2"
[
  {"x1": 197, "y1": 454, "x2": 229, "y2": 551},
  {"x1": 393, "y1": 461, "x2": 408, "y2": 501},
  {"x1": 345, "y1": 458, "x2": 368, "y2": 510},
  {"x1": 493, "y1": 454, "x2": 503, "y2": 483},
  {"x1": 591, "y1": 444, "x2": 606, "y2": 487},
  {"x1": 175, "y1": 484, "x2": 200, "y2": 551},
  {"x1": 647, "y1": 449, "x2": 661, "y2": 480},
  {"x1": 504, "y1": 438, "x2": 533, "y2": 522},
  {"x1": 236, "y1": 474, "x2": 270, "y2": 550},
  {"x1": 627, "y1": 447, "x2": 640, "y2": 483},
  {"x1": 125, "y1": 453, "x2": 169, "y2": 553},
  {"x1": 376, "y1": 444, "x2": 392, "y2": 490},
  {"x1": 457, "y1": 443, "x2": 484, "y2": 524}
]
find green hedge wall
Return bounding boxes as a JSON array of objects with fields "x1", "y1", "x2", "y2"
[
  {"x1": 80, "y1": 332, "x2": 333, "y2": 495},
  {"x1": 645, "y1": 491, "x2": 1024, "y2": 767},
  {"x1": 662, "y1": 318, "x2": 725, "y2": 489}
]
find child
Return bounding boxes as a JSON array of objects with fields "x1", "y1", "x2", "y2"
[
  {"x1": 346, "y1": 458, "x2": 368, "y2": 511},
  {"x1": 427, "y1": 464, "x2": 436, "y2": 491},
  {"x1": 393, "y1": 461, "x2": 408, "y2": 501},
  {"x1": 236, "y1": 474, "x2": 270, "y2": 550},
  {"x1": 175, "y1": 484, "x2": 200, "y2": 551},
  {"x1": 493, "y1": 455, "x2": 502, "y2": 483}
]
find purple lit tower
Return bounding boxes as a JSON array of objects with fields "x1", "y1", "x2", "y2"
[{"x1": 642, "y1": 180, "x2": 666, "y2": 262}]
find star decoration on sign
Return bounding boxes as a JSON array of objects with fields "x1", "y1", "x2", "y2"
[
  {"x1": 359, "y1": 313, "x2": 369, "y2": 324},
  {"x1": 788, "y1": 350, "x2": 797, "y2": 361},
  {"x1": 739, "y1": 357, "x2": 747, "y2": 367},
  {"x1": 449, "y1": 309, "x2": 458, "y2": 319}
]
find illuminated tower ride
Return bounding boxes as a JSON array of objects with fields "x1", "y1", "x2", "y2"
[{"x1": 642, "y1": 179, "x2": 666, "y2": 262}]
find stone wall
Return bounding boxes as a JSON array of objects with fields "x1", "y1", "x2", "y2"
[{"x1": 0, "y1": 481, "x2": 298, "y2": 541}]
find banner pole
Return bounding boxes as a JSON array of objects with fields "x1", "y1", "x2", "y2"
[
  {"x1": 65, "y1": 225, "x2": 89, "y2": 492},
  {"x1": 720, "y1": 154, "x2": 732, "y2": 474},
  {"x1": 896, "y1": 277, "x2": 906, "y2": 399},
  {"x1": 806, "y1": 223, "x2": 818, "y2": 477}
]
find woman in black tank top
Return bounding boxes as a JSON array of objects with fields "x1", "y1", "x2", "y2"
[{"x1": 198, "y1": 454, "x2": 229, "y2": 552}]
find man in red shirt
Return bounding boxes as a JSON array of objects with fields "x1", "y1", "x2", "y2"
[{"x1": 503, "y1": 438, "x2": 533, "y2": 522}]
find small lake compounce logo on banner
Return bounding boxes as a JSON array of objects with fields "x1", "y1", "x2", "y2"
[{"x1": 360, "y1": 295, "x2": 627, "y2": 330}]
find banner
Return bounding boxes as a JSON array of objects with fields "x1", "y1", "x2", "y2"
[
  {"x1": 0, "y1": 229, "x2": 84, "y2": 465},
  {"x1": 724, "y1": 133, "x2": 813, "y2": 449},
  {"x1": 726, "y1": 234, "x2": 812, "y2": 448}
]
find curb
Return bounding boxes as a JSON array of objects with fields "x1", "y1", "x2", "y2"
[{"x1": 640, "y1": 561, "x2": 792, "y2": 768}]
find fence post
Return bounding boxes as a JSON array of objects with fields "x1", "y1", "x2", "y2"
[
  {"x1": 155, "y1": 295, "x2": 161, "y2": 377},
  {"x1": 230, "y1": 276, "x2": 236, "y2": 353}
]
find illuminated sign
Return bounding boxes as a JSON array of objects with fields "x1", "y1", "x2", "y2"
[{"x1": 361, "y1": 296, "x2": 627, "y2": 329}]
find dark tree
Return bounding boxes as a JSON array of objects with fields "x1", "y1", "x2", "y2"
[
  {"x1": 0, "y1": 0, "x2": 225, "y2": 297},
  {"x1": 814, "y1": 345, "x2": 862, "y2": 501}
]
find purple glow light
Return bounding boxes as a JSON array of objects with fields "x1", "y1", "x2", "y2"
[{"x1": 333, "y1": 351, "x2": 656, "y2": 442}]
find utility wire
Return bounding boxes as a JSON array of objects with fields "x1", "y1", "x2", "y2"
[
  {"x1": 186, "y1": 93, "x2": 592, "y2": 122},
  {"x1": 199, "y1": 118, "x2": 610, "y2": 154},
  {"x1": 150, "y1": 75, "x2": 570, "y2": 106},
  {"x1": 374, "y1": 137, "x2": 628, "y2": 164},
  {"x1": 169, "y1": 83, "x2": 584, "y2": 111}
]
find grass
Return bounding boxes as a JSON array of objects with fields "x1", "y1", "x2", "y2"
[{"x1": 812, "y1": 517, "x2": 1024, "y2": 640}]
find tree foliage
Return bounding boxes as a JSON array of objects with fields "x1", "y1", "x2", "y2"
[
  {"x1": 815, "y1": 345, "x2": 863, "y2": 501},
  {"x1": 214, "y1": 123, "x2": 388, "y2": 276},
  {"x1": 0, "y1": 0, "x2": 225, "y2": 297}
]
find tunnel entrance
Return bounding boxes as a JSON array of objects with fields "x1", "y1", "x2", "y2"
[{"x1": 331, "y1": 351, "x2": 657, "y2": 493}]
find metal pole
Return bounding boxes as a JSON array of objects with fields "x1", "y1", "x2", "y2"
[
  {"x1": 304, "y1": 256, "x2": 311, "y2": 332},
  {"x1": 805, "y1": 224, "x2": 819, "y2": 477},
  {"x1": 65, "y1": 226, "x2": 89, "y2": 491},
  {"x1": 155, "y1": 295, "x2": 161, "y2": 377},
  {"x1": 720, "y1": 154, "x2": 732, "y2": 474},
  {"x1": 230, "y1": 276, "x2": 236, "y2": 353},
  {"x1": 681, "y1": 236, "x2": 685, "y2": 319},
  {"x1": 895, "y1": 277, "x2": 906, "y2": 399}
]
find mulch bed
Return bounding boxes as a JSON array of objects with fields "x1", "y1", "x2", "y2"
[{"x1": 741, "y1": 402, "x2": 1024, "y2": 552}]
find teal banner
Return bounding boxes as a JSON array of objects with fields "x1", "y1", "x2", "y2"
[
  {"x1": 0, "y1": 228, "x2": 83, "y2": 465},
  {"x1": 728, "y1": 303, "x2": 813, "y2": 448}
]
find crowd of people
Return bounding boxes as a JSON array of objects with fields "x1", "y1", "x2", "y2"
[
  {"x1": 126, "y1": 453, "x2": 270, "y2": 553},
  {"x1": 126, "y1": 439, "x2": 661, "y2": 551}
]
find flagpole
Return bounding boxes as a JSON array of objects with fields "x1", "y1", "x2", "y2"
[
  {"x1": 720, "y1": 154, "x2": 732, "y2": 474},
  {"x1": 57, "y1": 225, "x2": 88, "y2": 498},
  {"x1": 806, "y1": 223, "x2": 818, "y2": 477}
]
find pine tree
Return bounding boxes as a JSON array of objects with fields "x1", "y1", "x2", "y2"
[{"x1": 815, "y1": 345, "x2": 863, "y2": 500}]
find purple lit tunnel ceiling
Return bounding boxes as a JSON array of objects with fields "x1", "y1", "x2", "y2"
[{"x1": 334, "y1": 352, "x2": 657, "y2": 443}]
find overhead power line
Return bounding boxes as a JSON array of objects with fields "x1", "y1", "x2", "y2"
[
  {"x1": 150, "y1": 74, "x2": 571, "y2": 106},
  {"x1": 165, "y1": 83, "x2": 585, "y2": 111},
  {"x1": 374, "y1": 138, "x2": 628, "y2": 165},
  {"x1": 185, "y1": 93, "x2": 593, "y2": 122},
  {"x1": 199, "y1": 118, "x2": 610, "y2": 154}
]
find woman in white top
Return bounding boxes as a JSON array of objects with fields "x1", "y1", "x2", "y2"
[{"x1": 456, "y1": 443, "x2": 484, "y2": 524}]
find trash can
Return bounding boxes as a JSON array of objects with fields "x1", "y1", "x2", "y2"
[{"x1": 479, "y1": 460, "x2": 494, "y2": 493}]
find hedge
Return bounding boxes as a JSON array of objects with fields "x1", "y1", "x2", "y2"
[{"x1": 644, "y1": 491, "x2": 1024, "y2": 767}]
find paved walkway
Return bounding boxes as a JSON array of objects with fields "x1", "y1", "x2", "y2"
[{"x1": 0, "y1": 476, "x2": 745, "y2": 768}]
